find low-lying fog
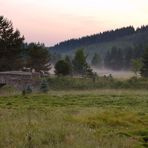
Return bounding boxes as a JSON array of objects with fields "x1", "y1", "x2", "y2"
[
  {"x1": 93, "y1": 68, "x2": 134, "y2": 79},
  {"x1": 49, "y1": 65, "x2": 134, "y2": 79}
]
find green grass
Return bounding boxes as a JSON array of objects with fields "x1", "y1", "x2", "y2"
[
  {"x1": 0, "y1": 85, "x2": 19, "y2": 96},
  {"x1": 47, "y1": 76, "x2": 148, "y2": 90},
  {"x1": 0, "y1": 89, "x2": 148, "y2": 147}
]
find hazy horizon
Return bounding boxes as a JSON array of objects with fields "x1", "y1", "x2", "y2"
[{"x1": 1, "y1": 0, "x2": 148, "y2": 46}]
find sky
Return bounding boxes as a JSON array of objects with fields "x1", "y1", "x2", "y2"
[{"x1": 1, "y1": 0, "x2": 148, "y2": 46}]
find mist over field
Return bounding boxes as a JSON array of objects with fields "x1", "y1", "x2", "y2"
[
  {"x1": 93, "y1": 68, "x2": 134, "y2": 79},
  {"x1": 1, "y1": 1, "x2": 148, "y2": 147},
  {"x1": 50, "y1": 65, "x2": 134, "y2": 79}
]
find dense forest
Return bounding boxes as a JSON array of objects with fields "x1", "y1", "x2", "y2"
[
  {"x1": 49, "y1": 25, "x2": 148, "y2": 70},
  {"x1": 103, "y1": 45, "x2": 145, "y2": 70},
  {"x1": 0, "y1": 16, "x2": 50, "y2": 72},
  {"x1": 49, "y1": 25, "x2": 148, "y2": 53},
  {"x1": 1, "y1": 15, "x2": 148, "y2": 75}
]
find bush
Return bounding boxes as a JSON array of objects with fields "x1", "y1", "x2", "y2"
[
  {"x1": 26, "y1": 85, "x2": 32, "y2": 94},
  {"x1": 22, "y1": 85, "x2": 32, "y2": 96},
  {"x1": 127, "y1": 76, "x2": 138, "y2": 84},
  {"x1": 22, "y1": 89, "x2": 26, "y2": 96},
  {"x1": 40, "y1": 79, "x2": 49, "y2": 93},
  {"x1": 55, "y1": 60, "x2": 71, "y2": 76}
]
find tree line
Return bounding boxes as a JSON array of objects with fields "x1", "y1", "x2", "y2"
[
  {"x1": 103, "y1": 45, "x2": 145, "y2": 70},
  {"x1": 55, "y1": 47, "x2": 148, "y2": 78},
  {"x1": 0, "y1": 16, "x2": 94, "y2": 77},
  {"x1": 55, "y1": 49, "x2": 94, "y2": 77},
  {"x1": 49, "y1": 25, "x2": 148, "y2": 52},
  {"x1": 0, "y1": 16, "x2": 50, "y2": 72},
  {"x1": 0, "y1": 16, "x2": 148, "y2": 78}
]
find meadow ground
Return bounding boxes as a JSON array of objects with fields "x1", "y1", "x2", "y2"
[{"x1": 0, "y1": 89, "x2": 147, "y2": 148}]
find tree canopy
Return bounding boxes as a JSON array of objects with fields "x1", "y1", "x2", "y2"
[
  {"x1": 91, "y1": 53, "x2": 101, "y2": 67},
  {"x1": 141, "y1": 48, "x2": 148, "y2": 77},
  {"x1": 72, "y1": 49, "x2": 89, "y2": 75},
  {"x1": 26, "y1": 43, "x2": 51, "y2": 72},
  {"x1": 0, "y1": 16, "x2": 24, "y2": 71},
  {"x1": 54, "y1": 60, "x2": 71, "y2": 76},
  {"x1": 131, "y1": 59, "x2": 143, "y2": 77}
]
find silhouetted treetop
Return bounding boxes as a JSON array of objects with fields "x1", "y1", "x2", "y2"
[
  {"x1": 49, "y1": 25, "x2": 148, "y2": 52},
  {"x1": 0, "y1": 16, "x2": 24, "y2": 71}
]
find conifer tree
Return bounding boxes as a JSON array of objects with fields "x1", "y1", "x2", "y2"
[
  {"x1": 0, "y1": 16, "x2": 24, "y2": 71},
  {"x1": 91, "y1": 53, "x2": 101, "y2": 67},
  {"x1": 73, "y1": 49, "x2": 89, "y2": 75},
  {"x1": 141, "y1": 48, "x2": 148, "y2": 77},
  {"x1": 54, "y1": 60, "x2": 71, "y2": 76},
  {"x1": 27, "y1": 43, "x2": 50, "y2": 72},
  {"x1": 40, "y1": 79, "x2": 49, "y2": 93}
]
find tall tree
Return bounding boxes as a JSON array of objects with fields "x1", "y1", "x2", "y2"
[
  {"x1": 0, "y1": 16, "x2": 24, "y2": 71},
  {"x1": 27, "y1": 43, "x2": 50, "y2": 72},
  {"x1": 40, "y1": 79, "x2": 49, "y2": 93},
  {"x1": 72, "y1": 49, "x2": 89, "y2": 75},
  {"x1": 54, "y1": 60, "x2": 71, "y2": 76},
  {"x1": 131, "y1": 59, "x2": 143, "y2": 77},
  {"x1": 141, "y1": 48, "x2": 148, "y2": 77},
  {"x1": 104, "y1": 47, "x2": 123, "y2": 70},
  {"x1": 104, "y1": 50, "x2": 111, "y2": 68},
  {"x1": 91, "y1": 53, "x2": 101, "y2": 67},
  {"x1": 64, "y1": 55, "x2": 73, "y2": 75},
  {"x1": 124, "y1": 47, "x2": 133, "y2": 69}
]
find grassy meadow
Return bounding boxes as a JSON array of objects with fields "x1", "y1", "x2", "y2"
[
  {"x1": 0, "y1": 88, "x2": 148, "y2": 148},
  {"x1": 47, "y1": 76, "x2": 148, "y2": 90}
]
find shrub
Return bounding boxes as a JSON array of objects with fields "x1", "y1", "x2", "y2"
[
  {"x1": 22, "y1": 85, "x2": 32, "y2": 96},
  {"x1": 26, "y1": 85, "x2": 32, "y2": 94},
  {"x1": 55, "y1": 60, "x2": 71, "y2": 76},
  {"x1": 22, "y1": 89, "x2": 26, "y2": 96},
  {"x1": 40, "y1": 79, "x2": 49, "y2": 93}
]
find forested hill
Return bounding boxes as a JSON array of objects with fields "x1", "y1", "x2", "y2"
[{"x1": 49, "y1": 25, "x2": 148, "y2": 55}]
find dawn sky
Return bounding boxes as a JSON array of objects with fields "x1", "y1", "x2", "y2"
[{"x1": 1, "y1": 0, "x2": 148, "y2": 46}]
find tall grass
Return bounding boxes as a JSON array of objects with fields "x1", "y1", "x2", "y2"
[
  {"x1": 0, "y1": 90, "x2": 147, "y2": 147},
  {"x1": 0, "y1": 85, "x2": 19, "y2": 96},
  {"x1": 47, "y1": 76, "x2": 148, "y2": 90}
]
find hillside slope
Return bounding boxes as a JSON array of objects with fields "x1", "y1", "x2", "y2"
[{"x1": 49, "y1": 26, "x2": 148, "y2": 57}]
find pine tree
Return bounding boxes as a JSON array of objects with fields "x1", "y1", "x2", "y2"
[
  {"x1": 131, "y1": 59, "x2": 143, "y2": 77},
  {"x1": 0, "y1": 16, "x2": 24, "y2": 71},
  {"x1": 141, "y1": 48, "x2": 148, "y2": 77},
  {"x1": 91, "y1": 53, "x2": 101, "y2": 67},
  {"x1": 124, "y1": 47, "x2": 133, "y2": 69},
  {"x1": 40, "y1": 79, "x2": 49, "y2": 93},
  {"x1": 54, "y1": 60, "x2": 71, "y2": 76},
  {"x1": 104, "y1": 47, "x2": 123, "y2": 70},
  {"x1": 26, "y1": 85, "x2": 32, "y2": 94},
  {"x1": 104, "y1": 51, "x2": 111, "y2": 68},
  {"x1": 26, "y1": 43, "x2": 51, "y2": 72},
  {"x1": 72, "y1": 49, "x2": 89, "y2": 75},
  {"x1": 64, "y1": 55, "x2": 73, "y2": 75}
]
